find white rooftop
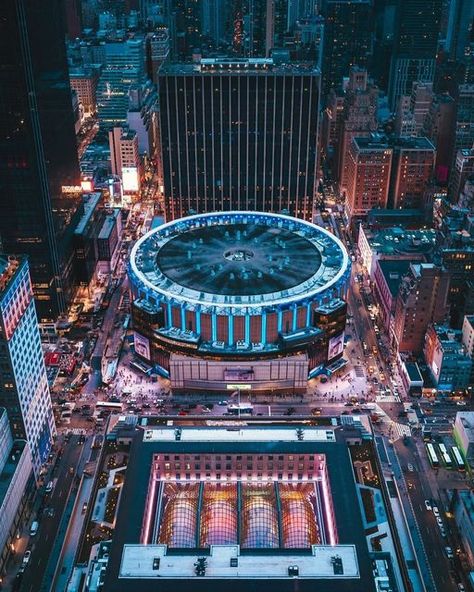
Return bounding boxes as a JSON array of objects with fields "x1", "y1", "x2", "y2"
[
  {"x1": 143, "y1": 427, "x2": 336, "y2": 443},
  {"x1": 119, "y1": 544, "x2": 359, "y2": 580}
]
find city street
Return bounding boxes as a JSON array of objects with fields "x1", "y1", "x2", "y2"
[{"x1": 14, "y1": 436, "x2": 86, "y2": 592}]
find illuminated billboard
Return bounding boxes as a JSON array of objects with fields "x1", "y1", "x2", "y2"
[
  {"x1": 134, "y1": 332, "x2": 151, "y2": 361},
  {"x1": 81, "y1": 179, "x2": 93, "y2": 192},
  {"x1": 328, "y1": 332, "x2": 344, "y2": 361},
  {"x1": 122, "y1": 166, "x2": 139, "y2": 192}
]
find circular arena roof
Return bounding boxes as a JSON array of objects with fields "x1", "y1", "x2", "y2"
[{"x1": 130, "y1": 212, "x2": 349, "y2": 309}]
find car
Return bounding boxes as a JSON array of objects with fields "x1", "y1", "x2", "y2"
[
  {"x1": 445, "y1": 547, "x2": 454, "y2": 559},
  {"x1": 45, "y1": 480, "x2": 54, "y2": 494},
  {"x1": 82, "y1": 502, "x2": 88, "y2": 514},
  {"x1": 457, "y1": 401, "x2": 467, "y2": 406},
  {"x1": 407, "y1": 463, "x2": 414, "y2": 472},
  {"x1": 178, "y1": 410, "x2": 188, "y2": 416},
  {"x1": 457, "y1": 584, "x2": 465, "y2": 591},
  {"x1": 201, "y1": 407, "x2": 211, "y2": 413},
  {"x1": 29, "y1": 521, "x2": 39, "y2": 536},
  {"x1": 311, "y1": 408, "x2": 322, "y2": 416},
  {"x1": 22, "y1": 550, "x2": 31, "y2": 565},
  {"x1": 436, "y1": 516, "x2": 444, "y2": 527},
  {"x1": 433, "y1": 506, "x2": 440, "y2": 518},
  {"x1": 69, "y1": 466, "x2": 74, "y2": 475},
  {"x1": 440, "y1": 527, "x2": 447, "y2": 538},
  {"x1": 218, "y1": 400, "x2": 228, "y2": 406},
  {"x1": 424, "y1": 500, "x2": 432, "y2": 511}
]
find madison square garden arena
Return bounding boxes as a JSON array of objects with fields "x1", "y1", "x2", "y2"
[{"x1": 128, "y1": 212, "x2": 350, "y2": 393}]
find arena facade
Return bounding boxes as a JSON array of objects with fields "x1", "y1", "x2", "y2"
[{"x1": 129, "y1": 211, "x2": 350, "y2": 392}]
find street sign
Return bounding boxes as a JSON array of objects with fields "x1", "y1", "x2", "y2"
[{"x1": 226, "y1": 384, "x2": 252, "y2": 391}]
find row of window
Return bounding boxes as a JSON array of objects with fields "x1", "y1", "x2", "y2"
[{"x1": 160, "y1": 473, "x2": 318, "y2": 481}]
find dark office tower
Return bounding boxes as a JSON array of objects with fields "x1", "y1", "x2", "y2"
[
  {"x1": 320, "y1": 0, "x2": 374, "y2": 101},
  {"x1": 287, "y1": 0, "x2": 318, "y2": 29},
  {"x1": 388, "y1": 0, "x2": 442, "y2": 110},
  {"x1": 201, "y1": 0, "x2": 231, "y2": 50},
  {"x1": 0, "y1": 0, "x2": 83, "y2": 323},
  {"x1": 158, "y1": 58, "x2": 320, "y2": 221},
  {"x1": 453, "y1": 84, "x2": 474, "y2": 158},
  {"x1": 242, "y1": 0, "x2": 271, "y2": 57},
  {"x1": 446, "y1": 0, "x2": 474, "y2": 64},
  {"x1": 372, "y1": 0, "x2": 397, "y2": 91},
  {"x1": 172, "y1": 0, "x2": 202, "y2": 60},
  {"x1": 64, "y1": 0, "x2": 82, "y2": 39}
]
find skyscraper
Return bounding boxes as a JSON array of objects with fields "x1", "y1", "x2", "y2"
[
  {"x1": 388, "y1": 137, "x2": 435, "y2": 210},
  {"x1": 388, "y1": 0, "x2": 442, "y2": 109},
  {"x1": 0, "y1": 0, "x2": 83, "y2": 322},
  {"x1": 445, "y1": 0, "x2": 474, "y2": 65},
  {"x1": 320, "y1": 0, "x2": 373, "y2": 100},
  {"x1": 453, "y1": 84, "x2": 474, "y2": 159},
  {"x1": 158, "y1": 58, "x2": 320, "y2": 221},
  {"x1": 335, "y1": 67, "x2": 378, "y2": 195},
  {"x1": 0, "y1": 256, "x2": 55, "y2": 478},
  {"x1": 393, "y1": 262, "x2": 450, "y2": 354},
  {"x1": 96, "y1": 38, "x2": 146, "y2": 129},
  {"x1": 345, "y1": 135, "x2": 392, "y2": 220}
]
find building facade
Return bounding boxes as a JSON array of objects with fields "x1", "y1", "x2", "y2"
[
  {"x1": 158, "y1": 58, "x2": 320, "y2": 221},
  {"x1": 96, "y1": 38, "x2": 146, "y2": 129},
  {"x1": 0, "y1": 408, "x2": 32, "y2": 578},
  {"x1": 452, "y1": 490, "x2": 474, "y2": 570},
  {"x1": 336, "y1": 68, "x2": 379, "y2": 195},
  {"x1": 69, "y1": 67, "x2": 99, "y2": 115},
  {"x1": 345, "y1": 134, "x2": 435, "y2": 218},
  {"x1": 373, "y1": 259, "x2": 412, "y2": 332},
  {"x1": 449, "y1": 148, "x2": 474, "y2": 203},
  {"x1": 423, "y1": 325, "x2": 473, "y2": 391},
  {"x1": 392, "y1": 263, "x2": 450, "y2": 354},
  {"x1": 345, "y1": 135, "x2": 393, "y2": 220},
  {"x1": 454, "y1": 412, "x2": 474, "y2": 467},
  {"x1": 462, "y1": 315, "x2": 474, "y2": 358},
  {"x1": 109, "y1": 127, "x2": 141, "y2": 195},
  {"x1": 0, "y1": 256, "x2": 55, "y2": 477},
  {"x1": 388, "y1": 0, "x2": 442, "y2": 109},
  {"x1": 453, "y1": 85, "x2": 474, "y2": 161},
  {"x1": 320, "y1": 0, "x2": 373, "y2": 100},
  {"x1": 423, "y1": 93, "x2": 456, "y2": 183},
  {"x1": 0, "y1": 0, "x2": 83, "y2": 322},
  {"x1": 388, "y1": 137, "x2": 435, "y2": 210}
]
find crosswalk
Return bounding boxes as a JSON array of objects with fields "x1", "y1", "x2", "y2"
[
  {"x1": 67, "y1": 428, "x2": 86, "y2": 435},
  {"x1": 376, "y1": 393, "x2": 401, "y2": 403},
  {"x1": 354, "y1": 366, "x2": 365, "y2": 378},
  {"x1": 386, "y1": 421, "x2": 411, "y2": 441}
]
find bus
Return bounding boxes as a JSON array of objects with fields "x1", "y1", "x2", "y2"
[
  {"x1": 451, "y1": 446, "x2": 466, "y2": 472},
  {"x1": 227, "y1": 404, "x2": 254, "y2": 416},
  {"x1": 426, "y1": 443, "x2": 440, "y2": 468},
  {"x1": 96, "y1": 401, "x2": 123, "y2": 412},
  {"x1": 438, "y1": 443, "x2": 452, "y2": 468}
]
